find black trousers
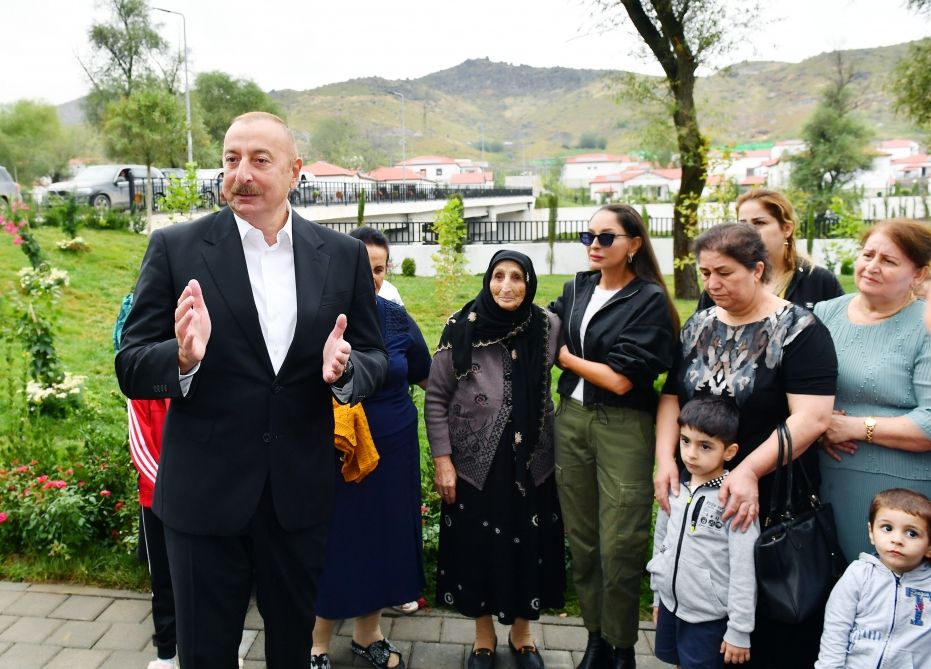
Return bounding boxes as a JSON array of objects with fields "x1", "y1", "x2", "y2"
[
  {"x1": 141, "y1": 505, "x2": 177, "y2": 659},
  {"x1": 163, "y1": 481, "x2": 328, "y2": 669}
]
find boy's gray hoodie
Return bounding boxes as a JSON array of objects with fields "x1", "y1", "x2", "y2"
[
  {"x1": 646, "y1": 472, "x2": 759, "y2": 648},
  {"x1": 816, "y1": 553, "x2": 931, "y2": 669}
]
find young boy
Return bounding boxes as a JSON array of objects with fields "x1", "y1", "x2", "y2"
[
  {"x1": 815, "y1": 488, "x2": 931, "y2": 669},
  {"x1": 647, "y1": 396, "x2": 758, "y2": 668}
]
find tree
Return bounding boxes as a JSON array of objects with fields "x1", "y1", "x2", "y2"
[
  {"x1": 432, "y1": 195, "x2": 467, "y2": 306},
  {"x1": 193, "y1": 71, "x2": 283, "y2": 146},
  {"x1": 604, "y1": 0, "x2": 756, "y2": 299},
  {"x1": 790, "y1": 53, "x2": 873, "y2": 221},
  {"x1": 104, "y1": 88, "x2": 185, "y2": 224},
  {"x1": 0, "y1": 101, "x2": 69, "y2": 186},
  {"x1": 81, "y1": 0, "x2": 180, "y2": 126}
]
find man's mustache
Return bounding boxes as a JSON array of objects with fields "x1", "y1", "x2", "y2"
[{"x1": 230, "y1": 184, "x2": 263, "y2": 196}]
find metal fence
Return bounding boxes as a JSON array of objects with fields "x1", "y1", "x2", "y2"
[
  {"x1": 317, "y1": 217, "x2": 880, "y2": 245},
  {"x1": 144, "y1": 178, "x2": 532, "y2": 211},
  {"x1": 319, "y1": 219, "x2": 733, "y2": 244}
]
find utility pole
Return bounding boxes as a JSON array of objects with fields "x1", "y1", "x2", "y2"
[
  {"x1": 153, "y1": 6, "x2": 193, "y2": 165},
  {"x1": 390, "y1": 91, "x2": 406, "y2": 195}
]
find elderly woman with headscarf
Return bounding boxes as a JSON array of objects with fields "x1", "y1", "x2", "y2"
[{"x1": 425, "y1": 250, "x2": 565, "y2": 669}]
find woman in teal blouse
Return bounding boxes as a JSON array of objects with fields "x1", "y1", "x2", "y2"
[{"x1": 815, "y1": 218, "x2": 931, "y2": 562}]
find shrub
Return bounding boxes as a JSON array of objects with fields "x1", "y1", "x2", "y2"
[{"x1": 401, "y1": 257, "x2": 416, "y2": 277}]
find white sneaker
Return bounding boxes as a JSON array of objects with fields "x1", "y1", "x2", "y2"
[{"x1": 147, "y1": 660, "x2": 177, "y2": 669}]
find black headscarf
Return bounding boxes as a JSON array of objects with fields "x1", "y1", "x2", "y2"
[{"x1": 437, "y1": 250, "x2": 550, "y2": 491}]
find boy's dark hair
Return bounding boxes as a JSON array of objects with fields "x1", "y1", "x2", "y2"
[
  {"x1": 677, "y1": 396, "x2": 739, "y2": 445},
  {"x1": 869, "y1": 488, "x2": 931, "y2": 531}
]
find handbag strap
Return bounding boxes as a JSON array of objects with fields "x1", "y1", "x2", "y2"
[
  {"x1": 766, "y1": 422, "x2": 787, "y2": 526},
  {"x1": 780, "y1": 423, "x2": 794, "y2": 519}
]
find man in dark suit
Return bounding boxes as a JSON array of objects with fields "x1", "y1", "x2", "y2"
[{"x1": 116, "y1": 111, "x2": 387, "y2": 669}]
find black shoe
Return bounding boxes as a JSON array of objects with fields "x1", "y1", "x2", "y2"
[
  {"x1": 576, "y1": 632, "x2": 611, "y2": 669},
  {"x1": 467, "y1": 645, "x2": 496, "y2": 669},
  {"x1": 610, "y1": 646, "x2": 635, "y2": 669},
  {"x1": 508, "y1": 635, "x2": 544, "y2": 669},
  {"x1": 351, "y1": 638, "x2": 406, "y2": 669}
]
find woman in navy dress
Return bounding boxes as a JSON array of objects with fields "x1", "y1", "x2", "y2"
[{"x1": 311, "y1": 228, "x2": 431, "y2": 669}]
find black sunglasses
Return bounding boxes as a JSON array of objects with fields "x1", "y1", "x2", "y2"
[{"x1": 579, "y1": 231, "x2": 631, "y2": 247}]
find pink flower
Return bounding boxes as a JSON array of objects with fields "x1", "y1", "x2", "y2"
[
  {"x1": 2, "y1": 221, "x2": 16, "y2": 235},
  {"x1": 65, "y1": 468, "x2": 73, "y2": 477},
  {"x1": 0, "y1": 512, "x2": 7, "y2": 524},
  {"x1": 53, "y1": 480, "x2": 66, "y2": 489},
  {"x1": 420, "y1": 504, "x2": 428, "y2": 515},
  {"x1": 12, "y1": 236, "x2": 22, "y2": 246},
  {"x1": 16, "y1": 466, "x2": 28, "y2": 473},
  {"x1": 100, "y1": 489, "x2": 111, "y2": 497},
  {"x1": 36, "y1": 475, "x2": 48, "y2": 484},
  {"x1": 77, "y1": 481, "x2": 85, "y2": 487}
]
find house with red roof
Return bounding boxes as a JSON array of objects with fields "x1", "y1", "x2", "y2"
[
  {"x1": 395, "y1": 156, "x2": 462, "y2": 184},
  {"x1": 366, "y1": 166, "x2": 436, "y2": 187},
  {"x1": 449, "y1": 171, "x2": 494, "y2": 190},
  {"x1": 561, "y1": 153, "x2": 643, "y2": 189},
  {"x1": 589, "y1": 168, "x2": 681, "y2": 202}
]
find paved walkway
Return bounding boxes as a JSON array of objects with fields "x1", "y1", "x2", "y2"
[{"x1": 0, "y1": 581, "x2": 673, "y2": 668}]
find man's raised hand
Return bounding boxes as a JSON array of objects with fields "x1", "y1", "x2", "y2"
[
  {"x1": 323, "y1": 314, "x2": 352, "y2": 383},
  {"x1": 175, "y1": 279, "x2": 211, "y2": 373}
]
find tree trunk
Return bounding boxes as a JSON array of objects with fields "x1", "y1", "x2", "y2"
[{"x1": 672, "y1": 73, "x2": 704, "y2": 300}]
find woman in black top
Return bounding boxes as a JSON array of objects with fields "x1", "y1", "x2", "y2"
[
  {"x1": 697, "y1": 189, "x2": 843, "y2": 311},
  {"x1": 550, "y1": 204, "x2": 678, "y2": 669},
  {"x1": 657, "y1": 223, "x2": 837, "y2": 668}
]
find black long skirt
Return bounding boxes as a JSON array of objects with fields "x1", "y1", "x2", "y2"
[{"x1": 435, "y1": 434, "x2": 565, "y2": 624}]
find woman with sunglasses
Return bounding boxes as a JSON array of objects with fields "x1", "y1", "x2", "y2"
[{"x1": 549, "y1": 204, "x2": 679, "y2": 669}]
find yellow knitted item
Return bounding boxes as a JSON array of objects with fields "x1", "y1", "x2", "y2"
[{"x1": 332, "y1": 399, "x2": 379, "y2": 483}]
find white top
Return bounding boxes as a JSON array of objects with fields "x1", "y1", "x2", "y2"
[
  {"x1": 570, "y1": 285, "x2": 618, "y2": 402},
  {"x1": 378, "y1": 279, "x2": 404, "y2": 306}
]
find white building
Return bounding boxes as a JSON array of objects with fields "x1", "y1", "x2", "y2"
[
  {"x1": 395, "y1": 156, "x2": 461, "y2": 184},
  {"x1": 366, "y1": 166, "x2": 436, "y2": 188},
  {"x1": 878, "y1": 139, "x2": 920, "y2": 161},
  {"x1": 449, "y1": 172, "x2": 494, "y2": 190},
  {"x1": 590, "y1": 168, "x2": 682, "y2": 202},
  {"x1": 561, "y1": 153, "x2": 643, "y2": 189}
]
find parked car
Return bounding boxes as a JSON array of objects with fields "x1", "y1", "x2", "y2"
[
  {"x1": 197, "y1": 168, "x2": 224, "y2": 208},
  {"x1": 0, "y1": 165, "x2": 22, "y2": 212},
  {"x1": 45, "y1": 164, "x2": 166, "y2": 210}
]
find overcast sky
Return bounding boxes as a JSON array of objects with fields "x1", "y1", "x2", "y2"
[{"x1": 3, "y1": 0, "x2": 929, "y2": 106}]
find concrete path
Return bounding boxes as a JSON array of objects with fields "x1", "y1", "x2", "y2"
[{"x1": 0, "y1": 581, "x2": 673, "y2": 668}]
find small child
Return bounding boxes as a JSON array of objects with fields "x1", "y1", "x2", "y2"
[
  {"x1": 815, "y1": 488, "x2": 931, "y2": 669},
  {"x1": 648, "y1": 396, "x2": 758, "y2": 668}
]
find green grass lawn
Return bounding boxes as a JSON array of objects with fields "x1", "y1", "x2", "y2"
[{"x1": 0, "y1": 225, "x2": 857, "y2": 612}]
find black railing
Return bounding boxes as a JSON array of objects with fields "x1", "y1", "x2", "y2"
[
  {"x1": 317, "y1": 219, "x2": 736, "y2": 244},
  {"x1": 146, "y1": 178, "x2": 532, "y2": 211}
]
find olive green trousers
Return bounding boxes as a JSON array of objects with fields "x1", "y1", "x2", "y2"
[{"x1": 554, "y1": 397, "x2": 655, "y2": 649}]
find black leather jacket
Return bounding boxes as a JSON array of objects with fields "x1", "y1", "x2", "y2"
[{"x1": 549, "y1": 272, "x2": 677, "y2": 414}]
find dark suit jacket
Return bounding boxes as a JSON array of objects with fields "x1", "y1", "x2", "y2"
[{"x1": 115, "y1": 209, "x2": 387, "y2": 535}]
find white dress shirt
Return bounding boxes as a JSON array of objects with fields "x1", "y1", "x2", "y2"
[{"x1": 181, "y1": 207, "x2": 352, "y2": 400}]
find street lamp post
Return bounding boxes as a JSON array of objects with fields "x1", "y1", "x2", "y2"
[
  {"x1": 153, "y1": 6, "x2": 193, "y2": 165},
  {"x1": 390, "y1": 91, "x2": 406, "y2": 195}
]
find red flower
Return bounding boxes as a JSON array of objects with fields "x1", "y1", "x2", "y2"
[
  {"x1": 30, "y1": 460, "x2": 38, "y2": 465},
  {"x1": 37, "y1": 475, "x2": 49, "y2": 484},
  {"x1": 114, "y1": 501, "x2": 124, "y2": 511},
  {"x1": 420, "y1": 504, "x2": 428, "y2": 515},
  {"x1": 65, "y1": 468, "x2": 73, "y2": 477},
  {"x1": 77, "y1": 481, "x2": 85, "y2": 487},
  {"x1": 0, "y1": 512, "x2": 8, "y2": 524},
  {"x1": 100, "y1": 489, "x2": 111, "y2": 497},
  {"x1": 417, "y1": 597, "x2": 426, "y2": 608},
  {"x1": 16, "y1": 466, "x2": 28, "y2": 473}
]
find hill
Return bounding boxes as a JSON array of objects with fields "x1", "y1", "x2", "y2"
[{"x1": 60, "y1": 42, "x2": 925, "y2": 171}]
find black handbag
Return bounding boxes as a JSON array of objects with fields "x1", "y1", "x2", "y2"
[{"x1": 754, "y1": 423, "x2": 846, "y2": 625}]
